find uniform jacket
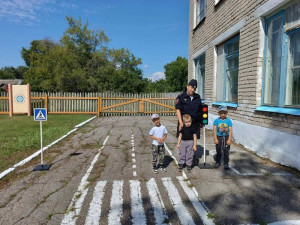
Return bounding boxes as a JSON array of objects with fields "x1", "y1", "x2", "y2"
[{"x1": 176, "y1": 92, "x2": 203, "y2": 123}]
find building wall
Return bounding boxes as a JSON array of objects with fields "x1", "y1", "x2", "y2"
[{"x1": 189, "y1": 0, "x2": 300, "y2": 170}]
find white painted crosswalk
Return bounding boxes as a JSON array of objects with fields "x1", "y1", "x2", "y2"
[
  {"x1": 108, "y1": 180, "x2": 124, "y2": 225},
  {"x1": 61, "y1": 176, "x2": 214, "y2": 225}
]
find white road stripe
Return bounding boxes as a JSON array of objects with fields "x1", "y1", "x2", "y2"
[
  {"x1": 146, "y1": 178, "x2": 169, "y2": 225},
  {"x1": 177, "y1": 176, "x2": 215, "y2": 225},
  {"x1": 132, "y1": 153, "x2": 136, "y2": 157},
  {"x1": 130, "y1": 180, "x2": 147, "y2": 225},
  {"x1": 61, "y1": 135, "x2": 109, "y2": 225},
  {"x1": 241, "y1": 220, "x2": 300, "y2": 225},
  {"x1": 108, "y1": 180, "x2": 124, "y2": 225},
  {"x1": 161, "y1": 177, "x2": 195, "y2": 225},
  {"x1": 85, "y1": 180, "x2": 107, "y2": 225},
  {"x1": 133, "y1": 171, "x2": 137, "y2": 177}
]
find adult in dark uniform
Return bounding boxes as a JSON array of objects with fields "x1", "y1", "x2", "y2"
[{"x1": 176, "y1": 79, "x2": 203, "y2": 139}]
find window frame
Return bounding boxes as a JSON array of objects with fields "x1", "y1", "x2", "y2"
[
  {"x1": 258, "y1": 10, "x2": 300, "y2": 115},
  {"x1": 194, "y1": 53, "x2": 206, "y2": 99},
  {"x1": 224, "y1": 35, "x2": 240, "y2": 104},
  {"x1": 213, "y1": 35, "x2": 240, "y2": 108},
  {"x1": 194, "y1": 0, "x2": 206, "y2": 27}
]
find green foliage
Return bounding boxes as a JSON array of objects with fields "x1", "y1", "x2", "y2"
[
  {"x1": 2, "y1": 16, "x2": 187, "y2": 93},
  {"x1": 20, "y1": 16, "x2": 148, "y2": 93},
  {"x1": 0, "y1": 114, "x2": 92, "y2": 173},
  {"x1": 0, "y1": 66, "x2": 28, "y2": 79},
  {"x1": 164, "y1": 56, "x2": 188, "y2": 92}
]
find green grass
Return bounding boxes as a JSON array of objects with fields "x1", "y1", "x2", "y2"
[{"x1": 0, "y1": 114, "x2": 93, "y2": 173}]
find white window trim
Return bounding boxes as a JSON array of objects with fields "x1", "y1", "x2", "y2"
[
  {"x1": 191, "y1": 45, "x2": 208, "y2": 60},
  {"x1": 254, "y1": 0, "x2": 292, "y2": 18}
]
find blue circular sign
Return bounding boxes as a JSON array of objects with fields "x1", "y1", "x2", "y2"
[{"x1": 15, "y1": 95, "x2": 25, "y2": 103}]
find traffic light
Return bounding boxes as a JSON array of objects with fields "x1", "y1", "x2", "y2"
[{"x1": 202, "y1": 104, "x2": 208, "y2": 125}]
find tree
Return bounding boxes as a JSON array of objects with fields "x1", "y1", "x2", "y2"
[
  {"x1": 21, "y1": 16, "x2": 147, "y2": 93},
  {"x1": 164, "y1": 56, "x2": 188, "y2": 92},
  {"x1": 107, "y1": 48, "x2": 146, "y2": 93},
  {"x1": 0, "y1": 66, "x2": 28, "y2": 79}
]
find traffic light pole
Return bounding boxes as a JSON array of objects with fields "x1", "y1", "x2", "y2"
[
  {"x1": 203, "y1": 125, "x2": 206, "y2": 165},
  {"x1": 199, "y1": 103, "x2": 213, "y2": 169},
  {"x1": 199, "y1": 125, "x2": 213, "y2": 169}
]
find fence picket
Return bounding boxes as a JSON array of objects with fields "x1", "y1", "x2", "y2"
[{"x1": 0, "y1": 91, "x2": 180, "y2": 116}]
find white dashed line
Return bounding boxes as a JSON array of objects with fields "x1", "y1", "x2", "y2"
[{"x1": 61, "y1": 135, "x2": 109, "y2": 225}]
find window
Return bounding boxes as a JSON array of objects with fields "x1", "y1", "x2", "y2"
[
  {"x1": 286, "y1": 29, "x2": 300, "y2": 106},
  {"x1": 194, "y1": 54, "x2": 205, "y2": 98},
  {"x1": 262, "y1": 11, "x2": 300, "y2": 108},
  {"x1": 195, "y1": 0, "x2": 206, "y2": 26},
  {"x1": 216, "y1": 36, "x2": 239, "y2": 104},
  {"x1": 225, "y1": 36, "x2": 239, "y2": 103}
]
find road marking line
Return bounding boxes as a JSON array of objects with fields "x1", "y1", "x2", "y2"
[
  {"x1": 146, "y1": 178, "x2": 169, "y2": 225},
  {"x1": 130, "y1": 180, "x2": 147, "y2": 225},
  {"x1": 0, "y1": 116, "x2": 97, "y2": 180},
  {"x1": 162, "y1": 177, "x2": 195, "y2": 225},
  {"x1": 177, "y1": 176, "x2": 215, "y2": 225},
  {"x1": 85, "y1": 181, "x2": 107, "y2": 225},
  {"x1": 132, "y1": 165, "x2": 136, "y2": 169},
  {"x1": 61, "y1": 135, "x2": 109, "y2": 225},
  {"x1": 240, "y1": 220, "x2": 300, "y2": 225},
  {"x1": 108, "y1": 180, "x2": 124, "y2": 225},
  {"x1": 131, "y1": 133, "x2": 136, "y2": 176}
]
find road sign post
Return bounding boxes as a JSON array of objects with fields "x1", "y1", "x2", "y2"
[{"x1": 33, "y1": 108, "x2": 51, "y2": 171}]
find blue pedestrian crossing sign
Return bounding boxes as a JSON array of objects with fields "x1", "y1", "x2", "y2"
[{"x1": 34, "y1": 108, "x2": 47, "y2": 121}]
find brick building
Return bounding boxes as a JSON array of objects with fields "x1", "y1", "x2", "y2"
[{"x1": 188, "y1": 0, "x2": 300, "y2": 170}]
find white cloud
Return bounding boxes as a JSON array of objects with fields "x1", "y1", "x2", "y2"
[
  {"x1": 143, "y1": 64, "x2": 148, "y2": 69},
  {"x1": 0, "y1": 0, "x2": 55, "y2": 24},
  {"x1": 0, "y1": 0, "x2": 59, "y2": 24},
  {"x1": 148, "y1": 71, "x2": 165, "y2": 82},
  {"x1": 59, "y1": 2, "x2": 78, "y2": 10}
]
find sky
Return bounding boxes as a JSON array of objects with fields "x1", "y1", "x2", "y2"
[{"x1": 0, "y1": 0, "x2": 189, "y2": 81}]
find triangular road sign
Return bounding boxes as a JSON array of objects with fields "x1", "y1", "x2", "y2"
[{"x1": 36, "y1": 110, "x2": 46, "y2": 120}]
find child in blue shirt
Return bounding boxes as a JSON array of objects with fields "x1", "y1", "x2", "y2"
[{"x1": 213, "y1": 105, "x2": 233, "y2": 170}]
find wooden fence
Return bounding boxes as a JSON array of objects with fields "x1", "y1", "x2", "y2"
[{"x1": 0, "y1": 92, "x2": 180, "y2": 116}]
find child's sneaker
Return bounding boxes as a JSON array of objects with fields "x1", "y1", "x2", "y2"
[
  {"x1": 214, "y1": 162, "x2": 220, "y2": 168},
  {"x1": 224, "y1": 164, "x2": 230, "y2": 170},
  {"x1": 187, "y1": 166, "x2": 192, "y2": 173},
  {"x1": 153, "y1": 167, "x2": 158, "y2": 173},
  {"x1": 178, "y1": 164, "x2": 183, "y2": 172},
  {"x1": 160, "y1": 167, "x2": 167, "y2": 172}
]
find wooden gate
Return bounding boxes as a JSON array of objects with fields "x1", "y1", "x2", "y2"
[
  {"x1": 99, "y1": 97, "x2": 176, "y2": 116},
  {"x1": 0, "y1": 92, "x2": 178, "y2": 116}
]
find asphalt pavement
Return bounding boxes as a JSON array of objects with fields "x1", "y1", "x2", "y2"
[{"x1": 0, "y1": 116, "x2": 299, "y2": 225}]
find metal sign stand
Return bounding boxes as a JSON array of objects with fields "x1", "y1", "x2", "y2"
[{"x1": 33, "y1": 108, "x2": 51, "y2": 171}]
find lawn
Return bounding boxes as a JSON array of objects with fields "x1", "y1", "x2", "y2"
[{"x1": 0, "y1": 114, "x2": 93, "y2": 173}]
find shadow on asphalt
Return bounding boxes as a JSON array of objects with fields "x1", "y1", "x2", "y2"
[
  {"x1": 164, "y1": 155, "x2": 174, "y2": 168},
  {"x1": 204, "y1": 153, "x2": 300, "y2": 224},
  {"x1": 50, "y1": 152, "x2": 82, "y2": 166}
]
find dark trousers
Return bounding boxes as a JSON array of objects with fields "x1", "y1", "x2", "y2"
[{"x1": 215, "y1": 136, "x2": 230, "y2": 165}]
